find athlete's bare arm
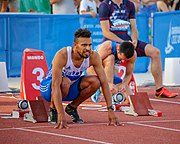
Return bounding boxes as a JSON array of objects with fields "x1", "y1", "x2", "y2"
[
  {"x1": 89, "y1": 51, "x2": 120, "y2": 125},
  {"x1": 51, "y1": 48, "x2": 69, "y2": 129},
  {"x1": 90, "y1": 51, "x2": 112, "y2": 107},
  {"x1": 100, "y1": 20, "x2": 124, "y2": 43},
  {"x1": 130, "y1": 19, "x2": 138, "y2": 48},
  {"x1": 118, "y1": 51, "x2": 137, "y2": 93}
]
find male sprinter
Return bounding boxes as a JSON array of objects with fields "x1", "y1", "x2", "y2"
[
  {"x1": 87, "y1": 40, "x2": 136, "y2": 104},
  {"x1": 40, "y1": 28, "x2": 120, "y2": 129}
]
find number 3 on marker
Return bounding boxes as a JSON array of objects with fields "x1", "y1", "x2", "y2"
[{"x1": 32, "y1": 67, "x2": 44, "y2": 90}]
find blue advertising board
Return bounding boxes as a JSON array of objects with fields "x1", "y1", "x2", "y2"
[
  {"x1": 0, "y1": 13, "x2": 150, "y2": 77},
  {"x1": 153, "y1": 11, "x2": 180, "y2": 70},
  {"x1": 134, "y1": 14, "x2": 150, "y2": 73}
]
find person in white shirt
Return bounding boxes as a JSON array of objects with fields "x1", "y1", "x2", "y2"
[
  {"x1": 50, "y1": 0, "x2": 80, "y2": 14},
  {"x1": 79, "y1": 0, "x2": 97, "y2": 17}
]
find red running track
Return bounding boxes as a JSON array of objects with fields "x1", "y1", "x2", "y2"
[{"x1": 0, "y1": 86, "x2": 180, "y2": 144}]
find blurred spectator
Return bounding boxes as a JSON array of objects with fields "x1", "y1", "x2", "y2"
[
  {"x1": 50, "y1": 0, "x2": 80, "y2": 14},
  {"x1": 94, "y1": 0, "x2": 103, "y2": 13},
  {"x1": 157, "y1": 0, "x2": 170, "y2": 12},
  {"x1": 164, "y1": 0, "x2": 180, "y2": 11},
  {"x1": 132, "y1": 0, "x2": 179, "y2": 14},
  {"x1": 19, "y1": 0, "x2": 51, "y2": 14},
  {"x1": 139, "y1": 0, "x2": 169, "y2": 17},
  {"x1": 139, "y1": 0, "x2": 180, "y2": 15},
  {"x1": 0, "y1": 0, "x2": 19, "y2": 12},
  {"x1": 138, "y1": 0, "x2": 167, "y2": 43},
  {"x1": 79, "y1": 0, "x2": 97, "y2": 17},
  {"x1": 171, "y1": 0, "x2": 180, "y2": 10},
  {"x1": 74, "y1": 0, "x2": 81, "y2": 13}
]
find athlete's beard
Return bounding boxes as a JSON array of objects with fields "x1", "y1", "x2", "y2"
[
  {"x1": 79, "y1": 53, "x2": 89, "y2": 59},
  {"x1": 78, "y1": 51, "x2": 90, "y2": 59}
]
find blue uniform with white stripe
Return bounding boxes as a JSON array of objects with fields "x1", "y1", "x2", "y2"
[
  {"x1": 99, "y1": 0, "x2": 148, "y2": 57},
  {"x1": 40, "y1": 46, "x2": 90, "y2": 102}
]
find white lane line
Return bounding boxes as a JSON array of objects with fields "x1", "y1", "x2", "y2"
[
  {"x1": 81, "y1": 106, "x2": 106, "y2": 110},
  {"x1": 128, "y1": 119, "x2": 180, "y2": 123},
  {"x1": 150, "y1": 98, "x2": 180, "y2": 104},
  {"x1": 63, "y1": 103, "x2": 103, "y2": 107},
  {"x1": 15, "y1": 128, "x2": 112, "y2": 144},
  {"x1": 0, "y1": 126, "x2": 52, "y2": 131},
  {"x1": 127, "y1": 122, "x2": 180, "y2": 132},
  {"x1": 0, "y1": 119, "x2": 180, "y2": 131},
  {"x1": 80, "y1": 104, "x2": 103, "y2": 107},
  {"x1": 0, "y1": 123, "x2": 108, "y2": 131},
  {"x1": 81, "y1": 107, "x2": 102, "y2": 110}
]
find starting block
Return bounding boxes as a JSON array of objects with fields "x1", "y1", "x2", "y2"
[
  {"x1": 10, "y1": 99, "x2": 29, "y2": 118},
  {"x1": 20, "y1": 48, "x2": 48, "y2": 100},
  {"x1": 122, "y1": 92, "x2": 162, "y2": 117},
  {"x1": 24, "y1": 96, "x2": 49, "y2": 123}
]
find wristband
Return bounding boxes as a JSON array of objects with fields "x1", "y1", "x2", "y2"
[{"x1": 107, "y1": 105, "x2": 114, "y2": 111}]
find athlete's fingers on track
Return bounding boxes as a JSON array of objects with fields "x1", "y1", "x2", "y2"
[
  {"x1": 107, "y1": 121, "x2": 124, "y2": 126},
  {"x1": 113, "y1": 120, "x2": 124, "y2": 126},
  {"x1": 54, "y1": 121, "x2": 69, "y2": 129},
  {"x1": 54, "y1": 124, "x2": 69, "y2": 129},
  {"x1": 107, "y1": 120, "x2": 117, "y2": 126}
]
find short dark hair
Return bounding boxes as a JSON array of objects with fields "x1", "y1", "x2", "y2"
[
  {"x1": 119, "y1": 41, "x2": 134, "y2": 59},
  {"x1": 74, "y1": 28, "x2": 91, "y2": 42}
]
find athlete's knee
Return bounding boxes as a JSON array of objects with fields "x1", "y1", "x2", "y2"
[
  {"x1": 91, "y1": 76, "x2": 100, "y2": 89},
  {"x1": 150, "y1": 47, "x2": 161, "y2": 59},
  {"x1": 99, "y1": 40, "x2": 112, "y2": 51},
  {"x1": 84, "y1": 76, "x2": 100, "y2": 90},
  {"x1": 146, "y1": 45, "x2": 161, "y2": 59},
  {"x1": 61, "y1": 77, "x2": 71, "y2": 96},
  {"x1": 105, "y1": 40, "x2": 113, "y2": 49},
  {"x1": 103, "y1": 54, "x2": 115, "y2": 65},
  {"x1": 153, "y1": 48, "x2": 161, "y2": 58},
  {"x1": 98, "y1": 41, "x2": 113, "y2": 59}
]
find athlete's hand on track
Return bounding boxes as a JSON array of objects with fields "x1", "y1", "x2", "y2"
[
  {"x1": 55, "y1": 120, "x2": 69, "y2": 129},
  {"x1": 54, "y1": 115, "x2": 69, "y2": 129},
  {"x1": 107, "y1": 110, "x2": 124, "y2": 126}
]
